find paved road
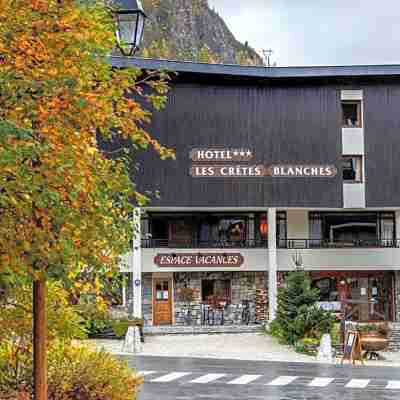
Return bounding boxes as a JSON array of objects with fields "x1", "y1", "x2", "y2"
[{"x1": 120, "y1": 355, "x2": 400, "y2": 400}]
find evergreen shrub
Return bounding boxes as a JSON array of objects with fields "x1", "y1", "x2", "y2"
[{"x1": 271, "y1": 269, "x2": 336, "y2": 345}]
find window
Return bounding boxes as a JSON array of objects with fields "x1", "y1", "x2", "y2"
[
  {"x1": 343, "y1": 156, "x2": 362, "y2": 182},
  {"x1": 379, "y1": 212, "x2": 396, "y2": 247},
  {"x1": 201, "y1": 279, "x2": 231, "y2": 302},
  {"x1": 313, "y1": 278, "x2": 338, "y2": 301},
  {"x1": 308, "y1": 211, "x2": 395, "y2": 247},
  {"x1": 342, "y1": 101, "x2": 362, "y2": 128},
  {"x1": 277, "y1": 211, "x2": 287, "y2": 244},
  {"x1": 169, "y1": 219, "x2": 193, "y2": 246},
  {"x1": 198, "y1": 216, "x2": 247, "y2": 246}
]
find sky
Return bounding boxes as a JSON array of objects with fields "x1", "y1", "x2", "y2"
[{"x1": 208, "y1": 0, "x2": 400, "y2": 67}]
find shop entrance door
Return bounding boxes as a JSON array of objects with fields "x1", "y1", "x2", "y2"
[{"x1": 153, "y1": 279, "x2": 172, "y2": 325}]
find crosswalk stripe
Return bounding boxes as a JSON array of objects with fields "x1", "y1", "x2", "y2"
[
  {"x1": 190, "y1": 374, "x2": 226, "y2": 384},
  {"x1": 150, "y1": 372, "x2": 191, "y2": 383},
  {"x1": 345, "y1": 379, "x2": 370, "y2": 389},
  {"x1": 308, "y1": 378, "x2": 335, "y2": 387},
  {"x1": 267, "y1": 376, "x2": 298, "y2": 386},
  {"x1": 386, "y1": 381, "x2": 400, "y2": 390},
  {"x1": 227, "y1": 375, "x2": 262, "y2": 385},
  {"x1": 138, "y1": 371, "x2": 157, "y2": 376},
  {"x1": 144, "y1": 370, "x2": 398, "y2": 390}
]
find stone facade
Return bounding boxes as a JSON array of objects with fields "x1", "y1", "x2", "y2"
[
  {"x1": 173, "y1": 271, "x2": 267, "y2": 326},
  {"x1": 395, "y1": 271, "x2": 400, "y2": 322},
  {"x1": 142, "y1": 273, "x2": 153, "y2": 326}
]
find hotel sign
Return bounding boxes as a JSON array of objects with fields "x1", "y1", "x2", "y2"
[
  {"x1": 189, "y1": 148, "x2": 337, "y2": 178},
  {"x1": 190, "y1": 148, "x2": 254, "y2": 162},
  {"x1": 155, "y1": 253, "x2": 244, "y2": 267},
  {"x1": 190, "y1": 165, "x2": 266, "y2": 177},
  {"x1": 268, "y1": 165, "x2": 337, "y2": 178}
]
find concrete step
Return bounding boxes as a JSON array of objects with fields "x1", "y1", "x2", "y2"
[{"x1": 144, "y1": 324, "x2": 263, "y2": 335}]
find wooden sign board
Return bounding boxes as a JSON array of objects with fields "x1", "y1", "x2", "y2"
[
  {"x1": 155, "y1": 253, "x2": 244, "y2": 267},
  {"x1": 189, "y1": 148, "x2": 338, "y2": 179},
  {"x1": 341, "y1": 330, "x2": 363, "y2": 365}
]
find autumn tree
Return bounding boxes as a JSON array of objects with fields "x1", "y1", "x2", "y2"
[
  {"x1": 142, "y1": 38, "x2": 172, "y2": 59},
  {"x1": 197, "y1": 44, "x2": 218, "y2": 64},
  {"x1": 0, "y1": 0, "x2": 173, "y2": 398}
]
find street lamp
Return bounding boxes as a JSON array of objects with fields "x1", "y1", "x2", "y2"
[{"x1": 113, "y1": 0, "x2": 147, "y2": 56}]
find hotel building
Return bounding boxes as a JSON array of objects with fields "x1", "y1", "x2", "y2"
[{"x1": 111, "y1": 58, "x2": 400, "y2": 330}]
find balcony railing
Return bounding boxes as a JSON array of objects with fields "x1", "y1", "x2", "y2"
[
  {"x1": 278, "y1": 238, "x2": 398, "y2": 249},
  {"x1": 142, "y1": 238, "x2": 399, "y2": 249},
  {"x1": 142, "y1": 238, "x2": 268, "y2": 249}
]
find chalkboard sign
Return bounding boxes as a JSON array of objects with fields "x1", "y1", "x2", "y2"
[
  {"x1": 343, "y1": 331, "x2": 356, "y2": 357},
  {"x1": 341, "y1": 330, "x2": 363, "y2": 365}
]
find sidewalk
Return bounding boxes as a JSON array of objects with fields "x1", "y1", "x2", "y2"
[{"x1": 85, "y1": 332, "x2": 400, "y2": 367}]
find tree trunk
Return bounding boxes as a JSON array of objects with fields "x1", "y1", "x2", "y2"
[{"x1": 33, "y1": 277, "x2": 47, "y2": 400}]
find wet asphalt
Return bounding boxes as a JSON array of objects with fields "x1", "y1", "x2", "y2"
[{"x1": 119, "y1": 355, "x2": 400, "y2": 400}]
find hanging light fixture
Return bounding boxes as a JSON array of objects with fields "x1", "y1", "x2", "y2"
[
  {"x1": 113, "y1": 0, "x2": 147, "y2": 56},
  {"x1": 259, "y1": 215, "x2": 268, "y2": 236}
]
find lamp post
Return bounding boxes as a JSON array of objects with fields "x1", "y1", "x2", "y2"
[
  {"x1": 31, "y1": 4, "x2": 147, "y2": 400},
  {"x1": 113, "y1": 0, "x2": 147, "y2": 56},
  {"x1": 112, "y1": 1, "x2": 147, "y2": 319}
]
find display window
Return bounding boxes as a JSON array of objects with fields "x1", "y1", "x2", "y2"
[{"x1": 311, "y1": 272, "x2": 394, "y2": 322}]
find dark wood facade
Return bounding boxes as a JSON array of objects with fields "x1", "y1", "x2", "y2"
[
  {"x1": 363, "y1": 82, "x2": 400, "y2": 207},
  {"x1": 133, "y1": 79, "x2": 342, "y2": 207},
  {"x1": 108, "y1": 59, "x2": 400, "y2": 208}
]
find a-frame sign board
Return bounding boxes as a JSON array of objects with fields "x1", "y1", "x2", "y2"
[{"x1": 341, "y1": 330, "x2": 364, "y2": 365}]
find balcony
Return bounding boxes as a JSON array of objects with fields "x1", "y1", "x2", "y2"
[
  {"x1": 142, "y1": 238, "x2": 398, "y2": 249},
  {"x1": 278, "y1": 238, "x2": 400, "y2": 271},
  {"x1": 142, "y1": 238, "x2": 268, "y2": 249},
  {"x1": 278, "y1": 238, "x2": 398, "y2": 249}
]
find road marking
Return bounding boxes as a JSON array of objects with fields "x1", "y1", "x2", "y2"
[
  {"x1": 345, "y1": 379, "x2": 370, "y2": 389},
  {"x1": 267, "y1": 376, "x2": 298, "y2": 386},
  {"x1": 151, "y1": 372, "x2": 191, "y2": 383},
  {"x1": 308, "y1": 377, "x2": 335, "y2": 387},
  {"x1": 138, "y1": 371, "x2": 157, "y2": 376},
  {"x1": 227, "y1": 375, "x2": 262, "y2": 385},
  {"x1": 190, "y1": 374, "x2": 226, "y2": 384},
  {"x1": 144, "y1": 370, "x2": 397, "y2": 390},
  {"x1": 386, "y1": 381, "x2": 400, "y2": 390}
]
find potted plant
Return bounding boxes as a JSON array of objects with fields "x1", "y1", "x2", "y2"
[
  {"x1": 357, "y1": 324, "x2": 378, "y2": 337},
  {"x1": 357, "y1": 323, "x2": 389, "y2": 354}
]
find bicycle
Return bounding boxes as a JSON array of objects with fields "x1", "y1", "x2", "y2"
[
  {"x1": 183, "y1": 304, "x2": 193, "y2": 326},
  {"x1": 241, "y1": 300, "x2": 251, "y2": 325}
]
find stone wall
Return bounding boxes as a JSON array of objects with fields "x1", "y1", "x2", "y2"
[
  {"x1": 142, "y1": 273, "x2": 153, "y2": 326},
  {"x1": 173, "y1": 271, "x2": 267, "y2": 326},
  {"x1": 395, "y1": 271, "x2": 400, "y2": 321}
]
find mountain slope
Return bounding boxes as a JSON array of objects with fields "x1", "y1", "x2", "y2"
[{"x1": 139, "y1": 0, "x2": 264, "y2": 65}]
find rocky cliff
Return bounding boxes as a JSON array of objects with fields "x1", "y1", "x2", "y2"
[{"x1": 139, "y1": 0, "x2": 263, "y2": 65}]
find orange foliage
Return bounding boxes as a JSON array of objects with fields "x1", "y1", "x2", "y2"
[{"x1": 0, "y1": 0, "x2": 174, "y2": 282}]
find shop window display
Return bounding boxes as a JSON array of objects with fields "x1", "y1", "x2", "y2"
[
  {"x1": 201, "y1": 279, "x2": 231, "y2": 303},
  {"x1": 311, "y1": 273, "x2": 393, "y2": 322}
]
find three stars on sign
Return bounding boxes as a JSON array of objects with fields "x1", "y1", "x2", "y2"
[{"x1": 233, "y1": 149, "x2": 252, "y2": 158}]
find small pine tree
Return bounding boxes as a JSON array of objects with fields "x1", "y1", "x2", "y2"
[
  {"x1": 274, "y1": 270, "x2": 320, "y2": 344},
  {"x1": 270, "y1": 264, "x2": 336, "y2": 345}
]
